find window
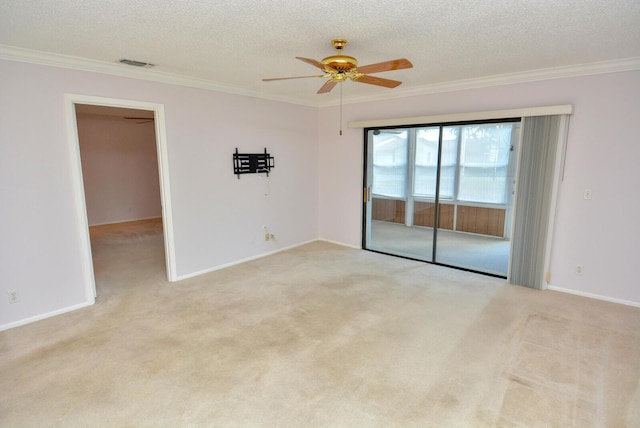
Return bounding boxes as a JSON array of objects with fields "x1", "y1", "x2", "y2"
[
  {"x1": 415, "y1": 127, "x2": 459, "y2": 199},
  {"x1": 457, "y1": 124, "x2": 513, "y2": 204},
  {"x1": 372, "y1": 131, "x2": 408, "y2": 198},
  {"x1": 371, "y1": 121, "x2": 518, "y2": 205}
]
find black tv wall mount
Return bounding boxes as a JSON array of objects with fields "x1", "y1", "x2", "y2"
[{"x1": 233, "y1": 148, "x2": 275, "y2": 179}]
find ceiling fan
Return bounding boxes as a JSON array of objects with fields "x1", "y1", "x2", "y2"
[{"x1": 262, "y1": 39, "x2": 413, "y2": 94}]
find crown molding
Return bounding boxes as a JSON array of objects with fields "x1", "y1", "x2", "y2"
[
  {"x1": 2, "y1": 44, "x2": 639, "y2": 108},
  {"x1": 0, "y1": 44, "x2": 318, "y2": 107},
  {"x1": 327, "y1": 56, "x2": 640, "y2": 108}
]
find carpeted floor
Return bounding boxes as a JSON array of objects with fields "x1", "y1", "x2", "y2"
[{"x1": 1, "y1": 219, "x2": 639, "y2": 427}]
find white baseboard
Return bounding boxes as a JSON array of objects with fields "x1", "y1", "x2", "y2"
[
  {"x1": 317, "y1": 238, "x2": 361, "y2": 249},
  {"x1": 547, "y1": 285, "x2": 640, "y2": 308},
  {"x1": 175, "y1": 239, "x2": 319, "y2": 281},
  {"x1": 0, "y1": 301, "x2": 95, "y2": 331}
]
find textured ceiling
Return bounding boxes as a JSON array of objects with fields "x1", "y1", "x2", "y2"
[{"x1": 1, "y1": 0, "x2": 639, "y2": 106}]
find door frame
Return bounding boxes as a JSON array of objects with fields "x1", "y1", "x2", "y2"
[{"x1": 64, "y1": 94, "x2": 177, "y2": 302}]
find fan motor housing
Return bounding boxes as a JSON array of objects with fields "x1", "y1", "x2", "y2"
[{"x1": 321, "y1": 55, "x2": 358, "y2": 71}]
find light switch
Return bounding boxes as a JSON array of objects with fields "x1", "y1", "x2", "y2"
[{"x1": 583, "y1": 189, "x2": 592, "y2": 200}]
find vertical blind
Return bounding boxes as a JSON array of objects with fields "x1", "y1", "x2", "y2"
[{"x1": 509, "y1": 115, "x2": 566, "y2": 289}]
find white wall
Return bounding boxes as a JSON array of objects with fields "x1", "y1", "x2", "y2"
[
  {"x1": 318, "y1": 70, "x2": 640, "y2": 305},
  {"x1": 77, "y1": 114, "x2": 162, "y2": 226},
  {"x1": 0, "y1": 59, "x2": 318, "y2": 329}
]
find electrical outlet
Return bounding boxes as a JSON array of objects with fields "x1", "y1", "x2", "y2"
[
  {"x1": 576, "y1": 265, "x2": 584, "y2": 275},
  {"x1": 8, "y1": 290, "x2": 19, "y2": 304},
  {"x1": 583, "y1": 189, "x2": 592, "y2": 200},
  {"x1": 264, "y1": 233, "x2": 270, "y2": 241}
]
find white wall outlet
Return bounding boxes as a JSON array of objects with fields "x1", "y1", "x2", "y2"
[
  {"x1": 8, "y1": 290, "x2": 19, "y2": 304},
  {"x1": 576, "y1": 265, "x2": 584, "y2": 275},
  {"x1": 583, "y1": 189, "x2": 592, "y2": 200}
]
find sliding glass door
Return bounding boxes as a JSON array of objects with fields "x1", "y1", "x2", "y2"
[
  {"x1": 364, "y1": 128, "x2": 435, "y2": 262},
  {"x1": 363, "y1": 120, "x2": 520, "y2": 277}
]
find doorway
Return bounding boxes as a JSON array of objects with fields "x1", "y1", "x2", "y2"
[
  {"x1": 363, "y1": 120, "x2": 521, "y2": 277},
  {"x1": 65, "y1": 94, "x2": 176, "y2": 302}
]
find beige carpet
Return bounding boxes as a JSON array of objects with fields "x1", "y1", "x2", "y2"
[{"x1": 1, "y1": 219, "x2": 639, "y2": 427}]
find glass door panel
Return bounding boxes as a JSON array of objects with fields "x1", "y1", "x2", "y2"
[
  {"x1": 365, "y1": 129, "x2": 414, "y2": 259},
  {"x1": 365, "y1": 127, "x2": 436, "y2": 262},
  {"x1": 433, "y1": 123, "x2": 518, "y2": 276},
  {"x1": 365, "y1": 128, "x2": 412, "y2": 258}
]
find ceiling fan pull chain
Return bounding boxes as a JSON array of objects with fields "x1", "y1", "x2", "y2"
[{"x1": 339, "y1": 82, "x2": 343, "y2": 136}]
